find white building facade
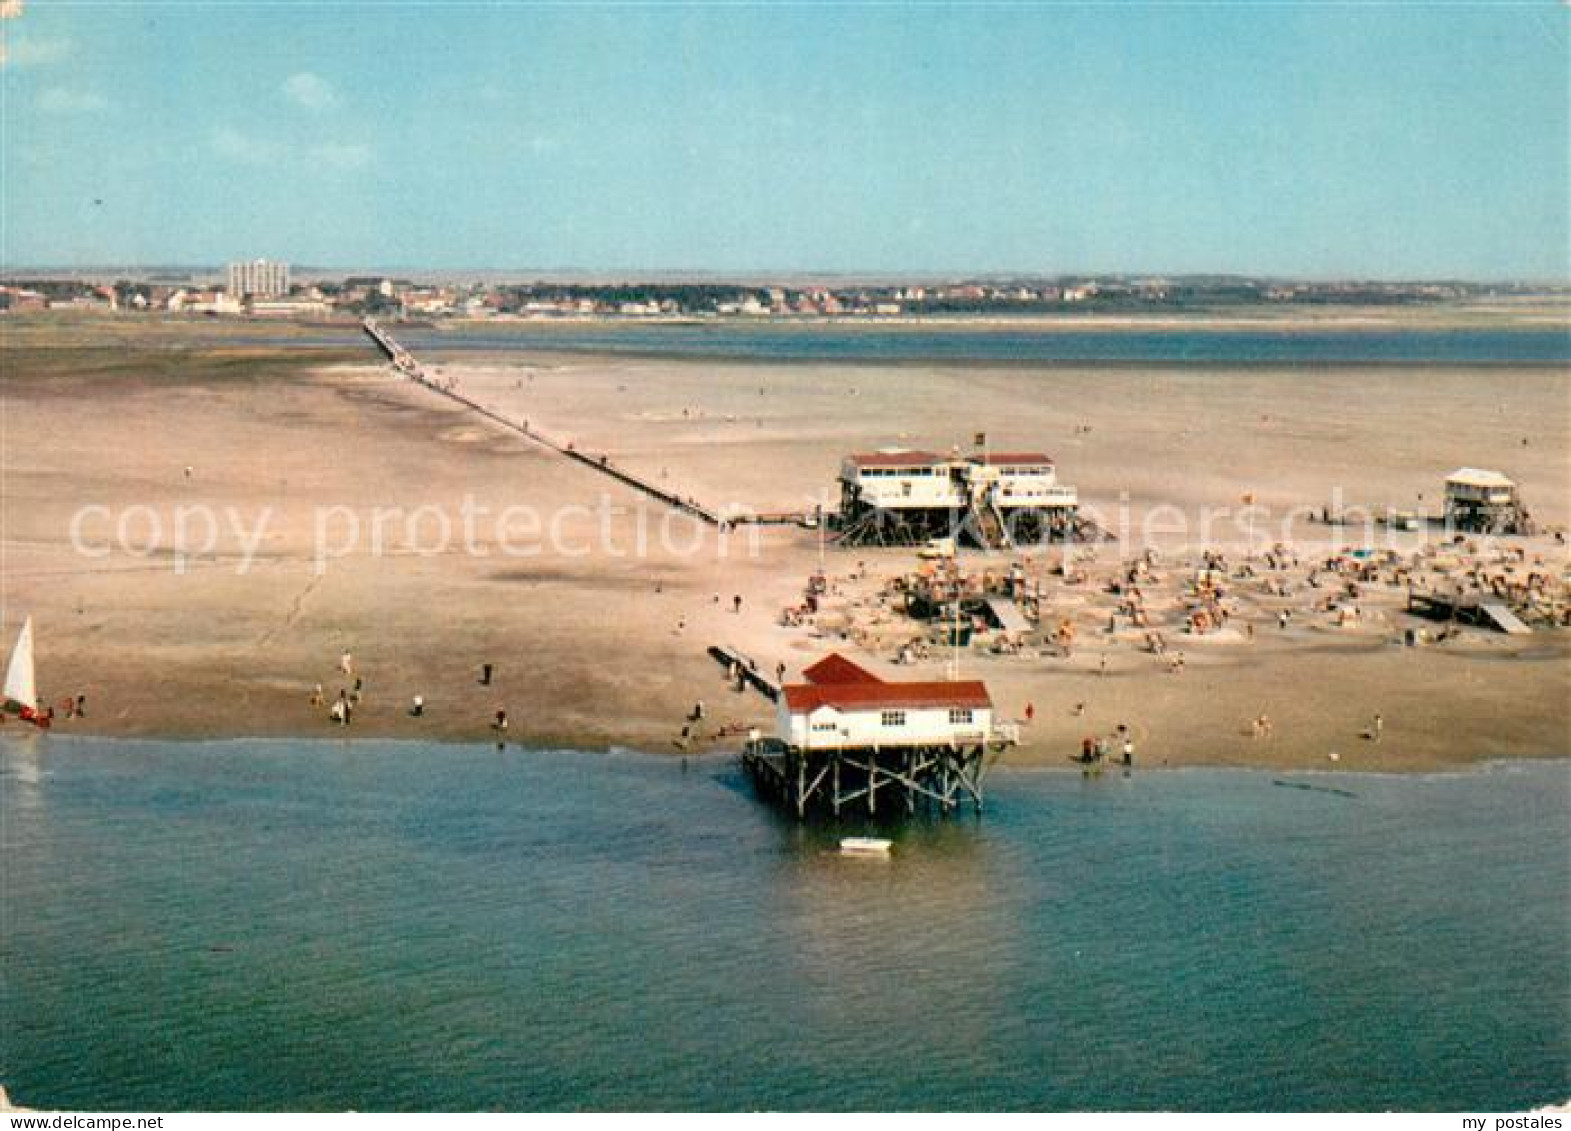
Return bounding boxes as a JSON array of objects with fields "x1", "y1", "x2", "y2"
[
  {"x1": 777, "y1": 653, "x2": 992, "y2": 751},
  {"x1": 227, "y1": 259, "x2": 291, "y2": 299}
]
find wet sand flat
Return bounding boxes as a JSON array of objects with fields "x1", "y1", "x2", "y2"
[{"x1": 2, "y1": 317, "x2": 1567, "y2": 769}]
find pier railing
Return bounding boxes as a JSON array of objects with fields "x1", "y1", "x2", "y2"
[{"x1": 363, "y1": 317, "x2": 736, "y2": 526}]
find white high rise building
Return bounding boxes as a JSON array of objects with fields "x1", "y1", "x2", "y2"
[{"x1": 227, "y1": 259, "x2": 291, "y2": 299}]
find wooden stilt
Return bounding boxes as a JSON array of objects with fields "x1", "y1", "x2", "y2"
[{"x1": 742, "y1": 740, "x2": 989, "y2": 822}]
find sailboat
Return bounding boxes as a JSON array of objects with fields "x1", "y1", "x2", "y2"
[{"x1": 3, "y1": 616, "x2": 48, "y2": 728}]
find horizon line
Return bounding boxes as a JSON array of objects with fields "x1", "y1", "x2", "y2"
[{"x1": 4, "y1": 263, "x2": 1569, "y2": 289}]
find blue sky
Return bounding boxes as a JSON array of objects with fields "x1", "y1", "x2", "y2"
[{"x1": 3, "y1": 2, "x2": 1567, "y2": 278}]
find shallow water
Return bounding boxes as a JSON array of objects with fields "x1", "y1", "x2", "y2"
[
  {"x1": 1, "y1": 738, "x2": 1566, "y2": 1111},
  {"x1": 226, "y1": 323, "x2": 1571, "y2": 366},
  {"x1": 409, "y1": 324, "x2": 1571, "y2": 366}
]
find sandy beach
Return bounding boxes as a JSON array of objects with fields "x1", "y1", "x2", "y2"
[{"x1": 2, "y1": 315, "x2": 1567, "y2": 770}]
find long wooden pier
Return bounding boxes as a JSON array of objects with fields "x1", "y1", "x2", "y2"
[{"x1": 363, "y1": 317, "x2": 730, "y2": 526}]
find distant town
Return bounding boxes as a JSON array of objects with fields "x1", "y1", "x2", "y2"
[{"x1": 1, "y1": 259, "x2": 1563, "y2": 320}]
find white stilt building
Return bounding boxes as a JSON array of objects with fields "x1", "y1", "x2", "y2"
[
  {"x1": 837, "y1": 448, "x2": 1079, "y2": 547},
  {"x1": 745, "y1": 652, "x2": 998, "y2": 818}
]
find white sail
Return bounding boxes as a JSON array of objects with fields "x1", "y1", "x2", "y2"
[{"x1": 4, "y1": 616, "x2": 37, "y2": 710}]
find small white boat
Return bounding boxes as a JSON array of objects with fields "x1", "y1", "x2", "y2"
[
  {"x1": 839, "y1": 837, "x2": 893, "y2": 857},
  {"x1": 3, "y1": 616, "x2": 48, "y2": 728}
]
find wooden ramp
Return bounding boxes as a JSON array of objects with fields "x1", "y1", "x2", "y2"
[
  {"x1": 984, "y1": 597, "x2": 1032, "y2": 635},
  {"x1": 708, "y1": 644, "x2": 780, "y2": 701},
  {"x1": 1479, "y1": 602, "x2": 1532, "y2": 635}
]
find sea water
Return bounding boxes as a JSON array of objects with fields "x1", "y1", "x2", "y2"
[
  {"x1": 1, "y1": 737, "x2": 1566, "y2": 1111},
  {"x1": 247, "y1": 323, "x2": 1571, "y2": 367}
]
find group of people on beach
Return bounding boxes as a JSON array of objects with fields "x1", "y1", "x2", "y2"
[
  {"x1": 0, "y1": 694, "x2": 85, "y2": 728},
  {"x1": 1079, "y1": 725, "x2": 1135, "y2": 768},
  {"x1": 312, "y1": 675, "x2": 361, "y2": 726},
  {"x1": 307, "y1": 651, "x2": 510, "y2": 740}
]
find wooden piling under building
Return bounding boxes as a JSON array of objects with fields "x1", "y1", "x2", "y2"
[{"x1": 742, "y1": 737, "x2": 990, "y2": 820}]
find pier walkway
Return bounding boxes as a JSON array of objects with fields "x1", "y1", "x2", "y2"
[
  {"x1": 363, "y1": 318, "x2": 731, "y2": 526},
  {"x1": 707, "y1": 643, "x2": 781, "y2": 701}
]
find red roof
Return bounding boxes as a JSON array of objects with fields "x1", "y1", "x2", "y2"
[
  {"x1": 782, "y1": 680, "x2": 992, "y2": 714},
  {"x1": 971, "y1": 451, "x2": 1053, "y2": 466},
  {"x1": 801, "y1": 653, "x2": 884, "y2": 686},
  {"x1": 846, "y1": 450, "x2": 945, "y2": 469}
]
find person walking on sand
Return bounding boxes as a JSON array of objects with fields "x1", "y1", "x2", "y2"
[
  {"x1": 1122, "y1": 738, "x2": 1134, "y2": 766},
  {"x1": 1025, "y1": 702, "x2": 1036, "y2": 724},
  {"x1": 733, "y1": 594, "x2": 743, "y2": 614},
  {"x1": 481, "y1": 662, "x2": 494, "y2": 686},
  {"x1": 410, "y1": 695, "x2": 424, "y2": 718},
  {"x1": 311, "y1": 683, "x2": 324, "y2": 707},
  {"x1": 494, "y1": 709, "x2": 508, "y2": 733},
  {"x1": 340, "y1": 650, "x2": 354, "y2": 676},
  {"x1": 1372, "y1": 713, "x2": 1384, "y2": 742}
]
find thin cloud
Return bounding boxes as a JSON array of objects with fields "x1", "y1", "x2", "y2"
[
  {"x1": 211, "y1": 125, "x2": 280, "y2": 166},
  {"x1": 38, "y1": 86, "x2": 108, "y2": 114},
  {"x1": 212, "y1": 124, "x2": 370, "y2": 172},
  {"x1": 309, "y1": 141, "x2": 372, "y2": 170},
  {"x1": 282, "y1": 71, "x2": 338, "y2": 111},
  {"x1": 3, "y1": 33, "x2": 72, "y2": 68}
]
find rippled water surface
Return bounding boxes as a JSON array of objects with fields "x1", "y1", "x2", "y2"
[
  {"x1": 2, "y1": 738, "x2": 1566, "y2": 1111},
  {"x1": 408, "y1": 324, "x2": 1571, "y2": 366}
]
